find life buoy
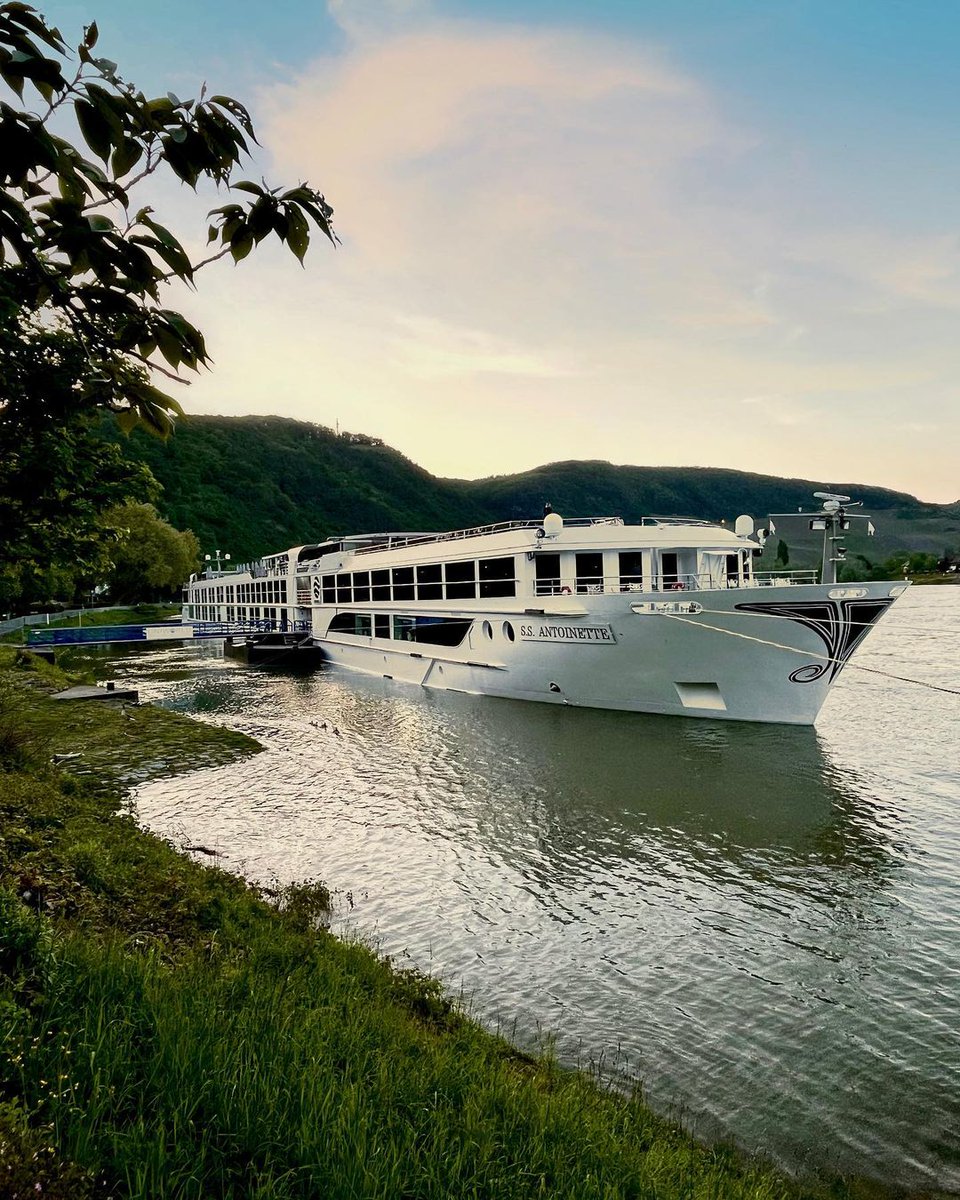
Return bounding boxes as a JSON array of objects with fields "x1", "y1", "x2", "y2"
[
  {"x1": 560, "y1": 586, "x2": 572, "y2": 595},
  {"x1": 670, "y1": 582, "x2": 685, "y2": 591}
]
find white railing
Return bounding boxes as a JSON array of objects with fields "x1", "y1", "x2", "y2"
[
  {"x1": 534, "y1": 569, "x2": 818, "y2": 595},
  {"x1": 351, "y1": 516, "x2": 625, "y2": 555}
]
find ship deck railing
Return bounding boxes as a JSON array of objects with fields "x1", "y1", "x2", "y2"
[
  {"x1": 534, "y1": 569, "x2": 818, "y2": 595},
  {"x1": 347, "y1": 516, "x2": 626, "y2": 557},
  {"x1": 303, "y1": 569, "x2": 821, "y2": 607}
]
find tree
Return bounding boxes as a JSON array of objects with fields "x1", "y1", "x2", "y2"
[
  {"x1": 0, "y1": 2, "x2": 336, "y2": 436},
  {"x1": 0, "y1": 319, "x2": 159, "y2": 610},
  {"x1": 0, "y1": 4, "x2": 336, "y2": 610},
  {"x1": 98, "y1": 501, "x2": 199, "y2": 602}
]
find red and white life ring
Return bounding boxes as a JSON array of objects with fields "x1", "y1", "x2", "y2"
[
  {"x1": 560, "y1": 586, "x2": 572, "y2": 595},
  {"x1": 670, "y1": 582, "x2": 685, "y2": 591}
]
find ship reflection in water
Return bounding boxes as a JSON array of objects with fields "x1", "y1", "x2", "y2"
[{"x1": 98, "y1": 589, "x2": 959, "y2": 1192}]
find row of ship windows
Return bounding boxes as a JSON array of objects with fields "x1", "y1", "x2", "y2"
[
  {"x1": 314, "y1": 556, "x2": 517, "y2": 603},
  {"x1": 194, "y1": 581, "x2": 287, "y2": 605},
  {"x1": 328, "y1": 613, "x2": 473, "y2": 646},
  {"x1": 190, "y1": 606, "x2": 285, "y2": 622}
]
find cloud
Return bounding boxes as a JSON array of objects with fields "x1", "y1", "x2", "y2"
[
  {"x1": 390, "y1": 314, "x2": 575, "y2": 380},
  {"x1": 326, "y1": 0, "x2": 432, "y2": 44}
]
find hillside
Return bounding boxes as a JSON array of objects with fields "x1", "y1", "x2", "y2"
[{"x1": 103, "y1": 415, "x2": 960, "y2": 566}]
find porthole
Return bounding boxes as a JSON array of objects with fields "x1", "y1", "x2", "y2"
[
  {"x1": 482, "y1": 620, "x2": 493, "y2": 640},
  {"x1": 502, "y1": 621, "x2": 515, "y2": 642}
]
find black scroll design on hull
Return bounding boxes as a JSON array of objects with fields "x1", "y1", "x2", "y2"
[{"x1": 734, "y1": 597, "x2": 893, "y2": 683}]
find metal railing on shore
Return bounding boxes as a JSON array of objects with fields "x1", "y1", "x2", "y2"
[{"x1": 0, "y1": 606, "x2": 131, "y2": 637}]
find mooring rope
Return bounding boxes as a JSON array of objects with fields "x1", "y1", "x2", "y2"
[{"x1": 654, "y1": 612, "x2": 960, "y2": 697}]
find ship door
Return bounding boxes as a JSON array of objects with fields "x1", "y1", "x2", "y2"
[
  {"x1": 660, "y1": 552, "x2": 679, "y2": 590},
  {"x1": 534, "y1": 553, "x2": 561, "y2": 596},
  {"x1": 575, "y1": 552, "x2": 604, "y2": 594}
]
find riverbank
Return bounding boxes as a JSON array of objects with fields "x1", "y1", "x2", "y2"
[{"x1": 0, "y1": 649, "x2": 878, "y2": 1198}]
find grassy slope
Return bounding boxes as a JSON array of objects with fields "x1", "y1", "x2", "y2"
[{"x1": 0, "y1": 649, "x2": 821, "y2": 1200}]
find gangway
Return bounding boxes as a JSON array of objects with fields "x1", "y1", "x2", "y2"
[{"x1": 26, "y1": 619, "x2": 311, "y2": 649}]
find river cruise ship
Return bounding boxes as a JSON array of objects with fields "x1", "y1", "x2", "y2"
[{"x1": 183, "y1": 501, "x2": 906, "y2": 725}]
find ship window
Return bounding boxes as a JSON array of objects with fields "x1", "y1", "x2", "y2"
[
  {"x1": 619, "y1": 551, "x2": 644, "y2": 592},
  {"x1": 575, "y1": 553, "x2": 604, "y2": 594},
  {"x1": 322, "y1": 574, "x2": 336, "y2": 603},
  {"x1": 374, "y1": 614, "x2": 390, "y2": 639},
  {"x1": 479, "y1": 556, "x2": 516, "y2": 598},
  {"x1": 482, "y1": 620, "x2": 493, "y2": 639},
  {"x1": 416, "y1": 563, "x2": 443, "y2": 600},
  {"x1": 372, "y1": 569, "x2": 391, "y2": 601},
  {"x1": 725, "y1": 554, "x2": 741, "y2": 585},
  {"x1": 392, "y1": 566, "x2": 415, "y2": 601},
  {"x1": 534, "y1": 553, "x2": 561, "y2": 596},
  {"x1": 353, "y1": 570, "x2": 371, "y2": 602},
  {"x1": 336, "y1": 573, "x2": 352, "y2": 603},
  {"x1": 329, "y1": 612, "x2": 372, "y2": 636},
  {"x1": 502, "y1": 621, "x2": 515, "y2": 642},
  {"x1": 393, "y1": 615, "x2": 416, "y2": 641},
  {"x1": 411, "y1": 617, "x2": 472, "y2": 646},
  {"x1": 445, "y1": 559, "x2": 477, "y2": 600}
]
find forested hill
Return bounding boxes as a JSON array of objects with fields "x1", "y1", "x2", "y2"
[{"x1": 102, "y1": 415, "x2": 959, "y2": 563}]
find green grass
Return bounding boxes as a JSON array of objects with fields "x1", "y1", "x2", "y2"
[{"x1": 0, "y1": 653, "x2": 882, "y2": 1199}]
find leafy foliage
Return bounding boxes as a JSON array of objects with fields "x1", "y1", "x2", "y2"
[
  {"x1": 99, "y1": 415, "x2": 491, "y2": 562},
  {"x1": 0, "y1": 2, "x2": 336, "y2": 436},
  {"x1": 98, "y1": 501, "x2": 200, "y2": 602},
  {"x1": 0, "y1": 319, "x2": 159, "y2": 611}
]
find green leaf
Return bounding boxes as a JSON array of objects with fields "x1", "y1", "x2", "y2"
[
  {"x1": 209, "y1": 94, "x2": 257, "y2": 142},
  {"x1": 111, "y1": 136, "x2": 142, "y2": 178},
  {"x1": 86, "y1": 214, "x2": 113, "y2": 232},
  {"x1": 154, "y1": 323, "x2": 182, "y2": 369},
  {"x1": 74, "y1": 96, "x2": 113, "y2": 161},
  {"x1": 284, "y1": 205, "x2": 309, "y2": 263},
  {"x1": 229, "y1": 231, "x2": 253, "y2": 262},
  {"x1": 115, "y1": 407, "x2": 140, "y2": 434}
]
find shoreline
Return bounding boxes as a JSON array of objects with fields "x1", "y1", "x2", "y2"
[{"x1": 0, "y1": 647, "x2": 932, "y2": 1198}]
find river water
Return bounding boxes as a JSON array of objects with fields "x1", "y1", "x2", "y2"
[{"x1": 89, "y1": 588, "x2": 959, "y2": 1191}]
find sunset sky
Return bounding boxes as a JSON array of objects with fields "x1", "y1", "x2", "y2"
[{"x1": 39, "y1": 1, "x2": 960, "y2": 501}]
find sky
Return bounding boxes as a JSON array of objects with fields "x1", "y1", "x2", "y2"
[{"x1": 37, "y1": 0, "x2": 960, "y2": 501}]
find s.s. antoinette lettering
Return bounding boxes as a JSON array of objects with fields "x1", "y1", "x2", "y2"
[{"x1": 519, "y1": 623, "x2": 616, "y2": 644}]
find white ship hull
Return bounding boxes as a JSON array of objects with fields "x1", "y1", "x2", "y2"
[{"x1": 313, "y1": 582, "x2": 898, "y2": 725}]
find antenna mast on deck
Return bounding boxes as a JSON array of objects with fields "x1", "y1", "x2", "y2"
[{"x1": 767, "y1": 493, "x2": 876, "y2": 585}]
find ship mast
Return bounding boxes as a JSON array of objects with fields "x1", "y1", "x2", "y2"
[{"x1": 767, "y1": 493, "x2": 876, "y2": 585}]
